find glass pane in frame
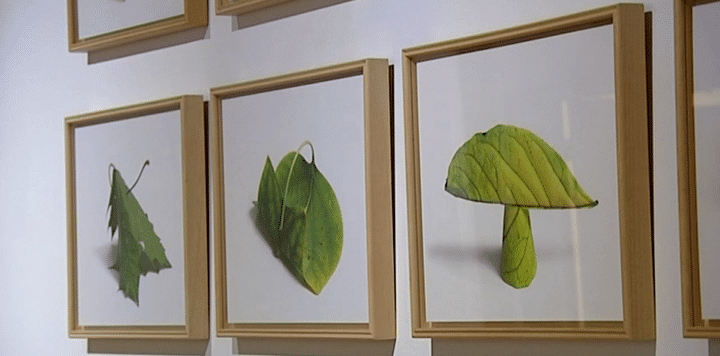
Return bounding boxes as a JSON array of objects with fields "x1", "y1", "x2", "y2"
[
  {"x1": 676, "y1": 0, "x2": 720, "y2": 337},
  {"x1": 693, "y1": 0, "x2": 720, "y2": 321},
  {"x1": 75, "y1": 109, "x2": 186, "y2": 326},
  {"x1": 417, "y1": 24, "x2": 622, "y2": 323},
  {"x1": 223, "y1": 76, "x2": 369, "y2": 324}
]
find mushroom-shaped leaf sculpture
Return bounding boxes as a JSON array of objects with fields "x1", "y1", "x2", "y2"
[{"x1": 445, "y1": 124, "x2": 598, "y2": 288}]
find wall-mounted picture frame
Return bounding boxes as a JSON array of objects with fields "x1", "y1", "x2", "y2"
[
  {"x1": 67, "y1": 0, "x2": 208, "y2": 52},
  {"x1": 676, "y1": 0, "x2": 720, "y2": 339},
  {"x1": 211, "y1": 59, "x2": 395, "y2": 339},
  {"x1": 403, "y1": 3, "x2": 654, "y2": 339},
  {"x1": 214, "y1": 0, "x2": 295, "y2": 16},
  {"x1": 66, "y1": 96, "x2": 208, "y2": 339}
]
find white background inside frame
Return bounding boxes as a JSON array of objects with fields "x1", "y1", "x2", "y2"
[
  {"x1": 76, "y1": 0, "x2": 185, "y2": 40},
  {"x1": 416, "y1": 24, "x2": 624, "y2": 322},
  {"x1": 73, "y1": 110, "x2": 186, "y2": 326},
  {"x1": 693, "y1": 1, "x2": 720, "y2": 321},
  {"x1": 221, "y1": 75, "x2": 370, "y2": 323}
]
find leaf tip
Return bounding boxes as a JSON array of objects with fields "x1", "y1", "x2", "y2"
[{"x1": 308, "y1": 284, "x2": 322, "y2": 295}]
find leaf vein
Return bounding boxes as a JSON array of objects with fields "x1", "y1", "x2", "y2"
[
  {"x1": 458, "y1": 153, "x2": 498, "y2": 199},
  {"x1": 479, "y1": 142, "x2": 539, "y2": 205},
  {"x1": 530, "y1": 136, "x2": 575, "y2": 204},
  {"x1": 506, "y1": 134, "x2": 552, "y2": 204},
  {"x1": 503, "y1": 210, "x2": 530, "y2": 274}
]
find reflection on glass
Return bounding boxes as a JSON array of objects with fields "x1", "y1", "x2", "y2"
[{"x1": 418, "y1": 24, "x2": 623, "y2": 322}]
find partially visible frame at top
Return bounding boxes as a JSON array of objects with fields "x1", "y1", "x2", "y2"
[
  {"x1": 67, "y1": 0, "x2": 207, "y2": 52},
  {"x1": 404, "y1": 3, "x2": 654, "y2": 339},
  {"x1": 676, "y1": 0, "x2": 720, "y2": 339},
  {"x1": 215, "y1": 0, "x2": 295, "y2": 16}
]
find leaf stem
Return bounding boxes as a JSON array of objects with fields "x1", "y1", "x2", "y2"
[
  {"x1": 127, "y1": 160, "x2": 150, "y2": 194},
  {"x1": 279, "y1": 141, "x2": 315, "y2": 230},
  {"x1": 108, "y1": 163, "x2": 116, "y2": 187}
]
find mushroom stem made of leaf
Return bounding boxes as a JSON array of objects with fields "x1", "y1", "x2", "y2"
[
  {"x1": 501, "y1": 205, "x2": 535, "y2": 288},
  {"x1": 445, "y1": 124, "x2": 598, "y2": 289}
]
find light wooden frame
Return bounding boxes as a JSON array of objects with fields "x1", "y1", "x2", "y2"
[
  {"x1": 66, "y1": 96, "x2": 208, "y2": 339},
  {"x1": 211, "y1": 59, "x2": 395, "y2": 339},
  {"x1": 215, "y1": 0, "x2": 295, "y2": 16},
  {"x1": 676, "y1": 0, "x2": 720, "y2": 338},
  {"x1": 403, "y1": 4, "x2": 654, "y2": 339},
  {"x1": 67, "y1": 0, "x2": 207, "y2": 52}
]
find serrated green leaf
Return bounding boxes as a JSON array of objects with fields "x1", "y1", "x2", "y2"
[
  {"x1": 110, "y1": 223, "x2": 142, "y2": 305},
  {"x1": 445, "y1": 124, "x2": 597, "y2": 288},
  {"x1": 255, "y1": 142, "x2": 343, "y2": 295},
  {"x1": 107, "y1": 163, "x2": 171, "y2": 305}
]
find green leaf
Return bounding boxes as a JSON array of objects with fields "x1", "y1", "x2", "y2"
[
  {"x1": 277, "y1": 206, "x2": 310, "y2": 287},
  {"x1": 445, "y1": 124, "x2": 597, "y2": 288},
  {"x1": 107, "y1": 163, "x2": 171, "y2": 305},
  {"x1": 255, "y1": 142, "x2": 343, "y2": 295},
  {"x1": 501, "y1": 206, "x2": 536, "y2": 288},
  {"x1": 256, "y1": 157, "x2": 282, "y2": 257},
  {"x1": 445, "y1": 124, "x2": 598, "y2": 209}
]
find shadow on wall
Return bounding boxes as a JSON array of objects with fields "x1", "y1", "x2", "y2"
[
  {"x1": 428, "y1": 242, "x2": 572, "y2": 277},
  {"x1": 88, "y1": 339, "x2": 209, "y2": 355},
  {"x1": 96, "y1": 242, "x2": 120, "y2": 284},
  {"x1": 87, "y1": 27, "x2": 208, "y2": 64},
  {"x1": 432, "y1": 339, "x2": 656, "y2": 356},
  {"x1": 710, "y1": 339, "x2": 720, "y2": 356},
  {"x1": 233, "y1": 0, "x2": 354, "y2": 30},
  {"x1": 235, "y1": 338, "x2": 395, "y2": 356}
]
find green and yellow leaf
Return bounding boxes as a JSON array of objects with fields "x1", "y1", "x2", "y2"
[
  {"x1": 445, "y1": 124, "x2": 598, "y2": 209},
  {"x1": 501, "y1": 205, "x2": 536, "y2": 288}
]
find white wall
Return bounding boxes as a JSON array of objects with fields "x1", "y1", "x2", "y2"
[{"x1": 0, "y1": 0, "x2": 708, "y2": 355}]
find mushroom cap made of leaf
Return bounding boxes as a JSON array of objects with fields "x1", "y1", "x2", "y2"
[{"x1": 444, "y1": 124, "x2": 598, "y2": 209}]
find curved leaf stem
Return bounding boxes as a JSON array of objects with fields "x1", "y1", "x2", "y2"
[
  {"x1": 127, "y1": 160, "x2": 150, "y2": 194},
  {"x1": 279, "y1": 141, "x2": 315, "y2": 230},
  {"x1": 108, "y1": 163, "x2": 116, "y2": 187}
]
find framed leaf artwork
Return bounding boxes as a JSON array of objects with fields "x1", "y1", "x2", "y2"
[
  {"x1": 66, "y1": 96, "x2": 208, "y2": 339},
  {"x1": 676, "y1": 0, "x2": 720, "y2": 338},
  {"x1": 67, "y1": 0, "x2": 207, "y2": 52},
  {"x1": 403, "y1": 3, "x2": 655, "y2": 339},
  {"x1": 214, "y1": 0, "x2": 295, "y2": 16},
  {"x1": 211, "y1": 58, "x2": 395, "y2": 339}
]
